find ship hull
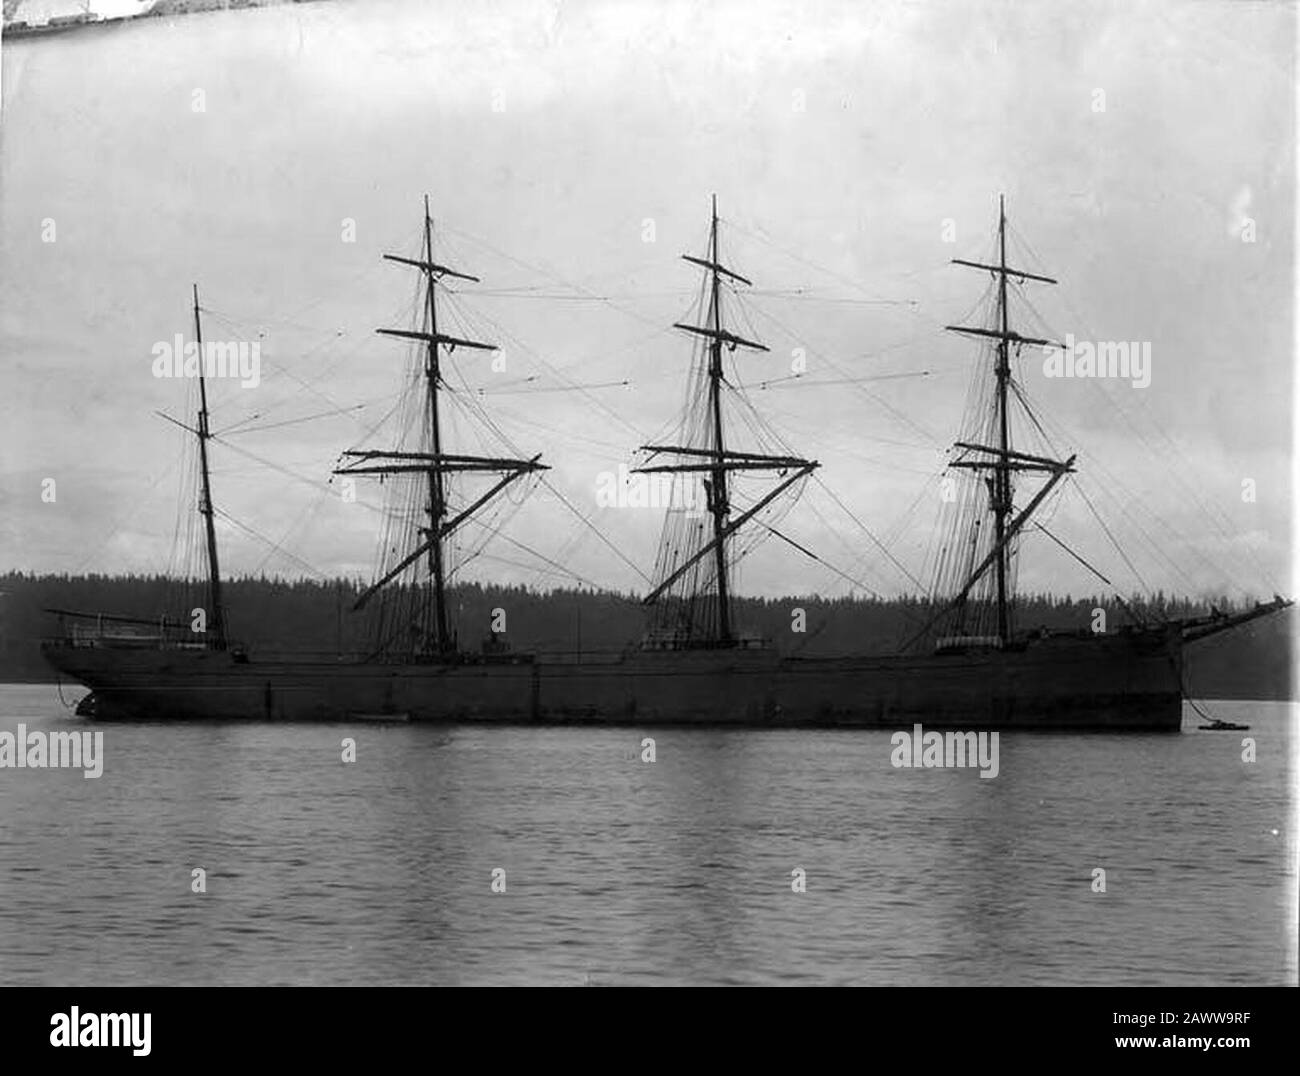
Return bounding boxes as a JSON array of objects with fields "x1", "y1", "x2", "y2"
[{"x1": 41, "y1": 628, "x2": 1185, "y2": 730}]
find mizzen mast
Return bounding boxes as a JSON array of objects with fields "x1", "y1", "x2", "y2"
[{"x1": 191, "y1": 284, "x2": 228, "y2": 651}]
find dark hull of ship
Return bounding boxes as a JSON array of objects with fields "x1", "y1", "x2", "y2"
[{"x1": 42, "y1": 627, "x2": 1185, "y2": 730}]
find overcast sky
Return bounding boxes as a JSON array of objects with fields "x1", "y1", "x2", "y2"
[{"x1": 0, "y1": 0, "x2": 1293, "y2": 602}]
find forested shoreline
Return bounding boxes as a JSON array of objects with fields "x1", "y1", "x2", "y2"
[{"x1": 0, "y1": 571, "x2": 1291, "y2": 699}]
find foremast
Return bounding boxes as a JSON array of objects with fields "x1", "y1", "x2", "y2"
[
  {"x1": 940, "y1": 195, "x2": 1075, "y2": 646},
  {"x1": 334, "y1": 197, "x2": 547, "y2": 659},
  {"x1": 636, "y1": 195, "x2": 818, "y2": 648}
]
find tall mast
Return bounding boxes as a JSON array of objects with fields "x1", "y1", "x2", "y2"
[
  {"x1": 191, "y1": 284, "x2": 228, "y2": 651},
  {"x1": 421, "y1": 195, "x2": 451, "y2": 654},
  {"x1": 993, "y1": 195, "x2": 1011, "y2": 641},
  {"x1": 636, "y1": 196, "x2": 819, "y2": 646},
  {"x1": 706, "y1": 195, "x2": 732, "y2": 643},
  {"x1": 335, "y1": 198, "x2": 548, "y2": 659},
  {"x1": 944, "y1": 196, "x2": 1073, "y2": 647}
]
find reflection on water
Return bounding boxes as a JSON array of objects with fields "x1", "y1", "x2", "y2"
[{"x1": 0, "y1": 685, "x2": 1293, "y2": 985}]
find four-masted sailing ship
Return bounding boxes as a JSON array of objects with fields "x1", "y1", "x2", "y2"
[{"x1": 42, "y1": 196, "x2": 1290, "y2": 727}]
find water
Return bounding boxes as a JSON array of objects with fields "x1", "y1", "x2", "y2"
[{"x1": 0, "y1": 684, "x2": 1293, "y2": 985}]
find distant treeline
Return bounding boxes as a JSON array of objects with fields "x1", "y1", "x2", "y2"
[{"x1": 0, "y1": 572, "x2": 1291, "y2": 699}]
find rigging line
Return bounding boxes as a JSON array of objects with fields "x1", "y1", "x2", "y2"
[
  {"x1": 774, "y1": 434, "x2": 941, "y2": 467},
  {"x1": 204, "y1": 309, "x2": 351, "y2": 337},
  {"x1": 472, "y1": 372, "x2": 542, "y2": 391},
  {"x1": 214, "y1": 410, "x2": 268, "y2": 437},
  {"x1": 726, "y1": 219, "x2": 924, "y2": 311},
  {"x1": 212, "y1": 436, "x2": 385, "y2": 518},
  {"x1": 250, "y1": 487, "x2": 331, "y2": 577},
  {"x1": 745, "y1": 302, "x2": 942, "y2": 443},
  {"x1": 291, "y1": 335, "x2": 405, "y2": 391},
  {"x1": 74, "y1": 457, "x2": 185, "y2": 575},
  {"x1": 459, "y1": 514, "x2": 609, "y2": 590},
  {"x1": 1080, "y1": 474, "x2": 1206, "y2": 598},
  {"x1": 1032, "y1": 522, "x2": 1148, "y2": 627},
  {"x1": 813, "y1": 473, "x2": 927, "y2": 593},
  {"x1": 1147, "y1": 421, "x2": 1252, "y2": 541},
  {"x1": 755, "y1": 370, "x2": 934, "y2": 390},
  {"x1": 724, "y1": 372, "x2": 801, "y2": 459},
  {"x1": 750, "y1": 400, "x2": 938, "y2": 456},
  {"x1": 452, "y1": 283, "x2": 597, "y2": 294},
  {"x1": 230, "y1": 293, "x2": 419, "y2": 423},
  {"x1": 801, "y1": 493, "x2": 917, "y2": 602},
  {"x1": 1011, "y1": 286, "x2": 1062, "y2": 346},
  {"x1": 1002, "y1": 359, "x2": 1156, "y2": 510},
  {"x1": 726, "y1": 278, "x2": 769, "y2": 352},
  {"x1": 528, "y1": 530, "x2": 593, "y2": 594},
  {"x1": 461, "y1": 318, "x2": 677, "y2": 386},
  {"x1": 444, "y1": 547, "x2": 487, "y2": 584},
  {"x1": 1008, "y1": 377, "x2": 1057, "y2": 447},
  {"x1": 255, "y1": 355, "x2": 353, "y2": 415},
  {"x1": 213, "y1": 507, "x2": 330, "y2": 581},
  {"x1": 486, "y1": 403, "x2": 636, "y2": 455},
  {"x1": 434, "y1": 313, "x2": 586, "y2": 418},
  {"x1": 210, "y1": 334, "x2": 400, "y2": 438},
  {"x1": 444, "y1": 497, "x2": 532, "y2": 581},
  {"x1": 449, "y1": 289, "x2": 698, "y2": 301},
  {"x1": 1074, "y1": 482, "x2": 1158, "y2": 601},
  {"x1": 756, "y1": 520, "x2": 883, "y2": 599},
  {"x1": 218, "y1": 403, "x2": 370, "y2": 436},
  {"x1": 198, "y1": 306, "x2": 372, "y2": 364},
  {"x1": 439, "y1": 364, "x2": 530, "y2": 461},
  {"x1": 1023, "y1": 392, "x2": 1231, "y2": 594},
  {"x1": 195, "y1": 322, "x2": 379, "y2": 418},
  {"x1": 1003, "y1": 219, "x2": 1060, "y2": 282},
  {"x1": 474, "y1": 379, "x2": 633, "y2": 396},
  {"x1": 553, "y1": 324, "x2": 680, "y2": 380},
  {"x1": 1048, "y1": 295, "x2": 1267, "y2": 592},
  {"x1": 167, "y1": 383, "x2": 202, "y2": 574},
  {"x1": 948, "y1": 274, "x2": 1000, "y2": 335},
  {"x1": 748, "y1": 289, "x2": 920, "y2": 306},
  {"x1": 242, "y1": 218, "x2": 429, "y2": 330},
  {"x1": 541, "y1": 475, "x2": 654, "y2": 585},
  {"x1": 882, "y1": 469, "x2": 944, "y2": 549},
  {"x1": 338, "y1": 385, "x2": 414, "y2": 457},
  {"x1": 441, "y1": 222, "x2": 666, "y2": 331},
  {"x1": 465, "y1": 549, "x2": 596, "y2": 584},
  {"x1": 808, "y1": 495, "x2": 896, "y2": 595},
  {"x1": 841, "y1": 336, "x2": 944, "y2": 364},
  {"x1": 451, "y1": 297, "x2": 647, "y2": 443},
  {"x1": 1145, "y1": 422, "x2": 1282, "y2": 593}
]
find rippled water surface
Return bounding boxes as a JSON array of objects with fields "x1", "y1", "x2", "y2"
[{"x1": 0, "y1": 686, "x2": 1294, "y2": 985}]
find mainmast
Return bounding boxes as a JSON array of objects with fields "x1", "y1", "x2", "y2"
[
  {"x1": 705, "y1": 196, "x2": 733, "y2": 642},
  {"x1": 637, "y1": 195, "x2": 818, "y2": 647},
  {"x1": 944, "y1": 195, "x2": 1074, "y2": 646},
  {"x1": 191, "y1": 284, "x2": 228, "y2": 651},
  {"x1": 335, "y1": 198, "x2": 548, "y2": 660},
  {"x1": 420, "y1": 196, "x2": 451, "y2": 653}
]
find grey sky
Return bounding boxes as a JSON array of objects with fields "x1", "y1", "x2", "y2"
[{"x1": 1, "y1": 0, "x2": 1293, "y2": 601}]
